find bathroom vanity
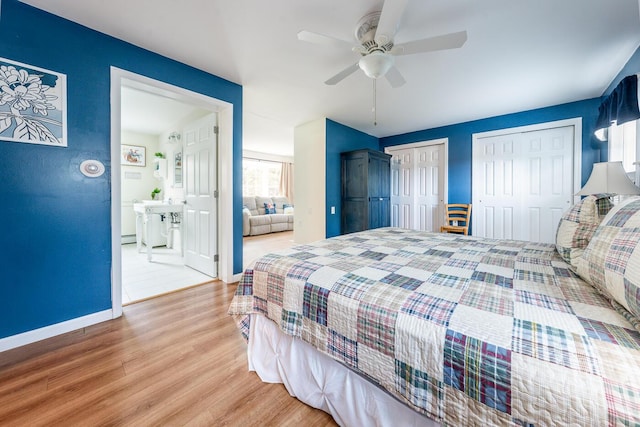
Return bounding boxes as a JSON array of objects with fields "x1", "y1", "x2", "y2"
[{"x1": 133, "y1": 201, "x2": 184, "y2": 261}]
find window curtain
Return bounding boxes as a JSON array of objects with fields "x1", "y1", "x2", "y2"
[
  {"x1": 279, "y1": 162, "x2": 294, "y2": 202},
  {"x1": 595, "y1": 74, "x2": 640, "y2": 134}
]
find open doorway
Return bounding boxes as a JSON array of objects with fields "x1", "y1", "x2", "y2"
[{"x1": 110, "y1": 68, "x2": 235, "y2": 312}]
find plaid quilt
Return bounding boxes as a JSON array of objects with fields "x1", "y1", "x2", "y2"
[{"x1": 228, "y1": 228, "x2": 640, "y2": 426}]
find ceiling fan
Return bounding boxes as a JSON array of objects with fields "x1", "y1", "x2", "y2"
[{"x1": 297, "y1": 0, "x2": 467, "y2": 88}]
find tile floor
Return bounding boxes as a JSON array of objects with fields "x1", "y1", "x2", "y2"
[
  {"x1": 121, "y1": 243, "x2": 213, "y2": 305},
  {"x1": 121, "y1": 230, "x2": 296, "y2": 305}
]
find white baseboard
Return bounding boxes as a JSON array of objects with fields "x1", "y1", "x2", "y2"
[
  {"x1": 0, "y1": 309, "x2": 114, "y2": 352},
  {"x1": 121, "y1": 235, "x2": 136, "y2": 244}
]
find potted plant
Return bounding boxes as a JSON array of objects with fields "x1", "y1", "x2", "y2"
[
  {"x1": 154, "y1": 152, "x2": 165, "y2": 159},
  {"x1": 151, "y1": 187, "x2": 162, "y2": 200}
]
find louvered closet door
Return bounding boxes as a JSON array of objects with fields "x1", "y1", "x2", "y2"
[{"x1": 473, "y1": 125, "x2": 574, "y2": 243}]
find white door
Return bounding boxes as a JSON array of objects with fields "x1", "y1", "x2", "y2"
[
  {"x1": 415, "y1": 144, "x2": 444, "y2": 232},
  {"x1": 388, "y1": 142, "x2": 445, "y2": 231},
  {"x1": 184, "y1": 113, "x2": 218, "y2": 277},
  {"x1": 473, "y1": 125, "x2": 575, "y2": 243},
  {"x1": 390, "y1": 150, "x2": 414, "y2": 228}
]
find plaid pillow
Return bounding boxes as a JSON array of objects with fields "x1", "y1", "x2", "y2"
[
  {"x1": 577, "y1": 196, "x2": 640, "y2": 322},
  {"x1": 555, "y1": 194, "x2": 613, "y2": 270}
]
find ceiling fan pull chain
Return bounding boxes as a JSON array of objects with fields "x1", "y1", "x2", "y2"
[{"x1": 373, "y1": 78, "x2": 377, "y2": 126}]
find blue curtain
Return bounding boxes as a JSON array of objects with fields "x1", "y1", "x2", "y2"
[{"x1": 595, "y1": 75, "x2": 640, "y2": 132}]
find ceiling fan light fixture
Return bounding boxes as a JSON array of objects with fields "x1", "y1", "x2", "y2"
[{"x1": 358, "y1": 52, "x2": 394, "y2": 79}]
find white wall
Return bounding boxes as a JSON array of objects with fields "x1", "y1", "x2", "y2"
[
  {"x1": 121, "y1": 131, "x2": 161, "y2": 237},
  {"x1": 293, "y1": 118, "x2": 326, "y2": 244}
]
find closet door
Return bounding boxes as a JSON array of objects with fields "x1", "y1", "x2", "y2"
[
  {"x1": 473, "y1": 124, "x2": 575, "y2": 243},
  {"x1": 388, "y1": 142, "x2": 445, "y2": 232},
  {"x1": 415, "y1": 144, "x2": 444, "y2": 232},
  {"x1": 390, "y1": 149, "x2": 414, "y2": 228}
]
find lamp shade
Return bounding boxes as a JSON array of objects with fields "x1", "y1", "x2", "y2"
[
  {"x1": 577, "y1": 161, "x2": 640, "y2": 195},
  {"x1": 358, "y1": 52, "x2": 394, "y2": 79}
]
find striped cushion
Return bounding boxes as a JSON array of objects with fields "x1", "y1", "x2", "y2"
[
  {"x1": 555, "y1": 194, "x2": 613, "y2": 270},
  {"x1": 577, "y1": 196, "x2": 640, "y2": 321}
]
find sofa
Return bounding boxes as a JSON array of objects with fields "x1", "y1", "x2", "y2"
[{"x1": 242, "y1": 196, "x2": 294, "y2": 236}]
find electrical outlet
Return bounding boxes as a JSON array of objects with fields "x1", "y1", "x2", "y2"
[{"x1": 331, "y1": 206, "x2": 336, "y2": 214}]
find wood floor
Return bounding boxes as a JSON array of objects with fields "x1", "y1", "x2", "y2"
[{"x1": 0, "y1": 282, "x2": 337, "y2": 426}]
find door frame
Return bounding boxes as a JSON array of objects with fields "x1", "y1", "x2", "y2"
[
  {"x1": 110, "y1": 67, "x2": 234, "y2": 317},
  {"x1": 471, "y1": 117, "x2": 582, "y2": 239},
  {"x1": 385, "y1": 138, "x2": 449, "y2": 229}
]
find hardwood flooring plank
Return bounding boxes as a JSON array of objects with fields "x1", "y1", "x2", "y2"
[{"x1": 0, "y1": 282, "x2": 336, "y2": 426}]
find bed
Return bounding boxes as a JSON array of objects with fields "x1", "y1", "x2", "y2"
[{"x1": 228, "y1": 195, "x2": 640, "y2": 426}]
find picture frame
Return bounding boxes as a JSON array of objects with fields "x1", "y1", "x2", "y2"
[
  {"x1": 121, "y1": 144, "x2": 146, "y2": 166},
  {"x1": 0, "y1": 57, "x2": 67, "y2": 147}
]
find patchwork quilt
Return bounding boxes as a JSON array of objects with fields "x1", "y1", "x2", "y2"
[{"x1": 228, "y1": 228, "x2": 640, "y2": 426}]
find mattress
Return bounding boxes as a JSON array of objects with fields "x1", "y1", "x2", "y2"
[{"x1": 229, "y1": 228, "x2": 640, "y2": 426}]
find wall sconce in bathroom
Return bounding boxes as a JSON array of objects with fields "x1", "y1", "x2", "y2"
[{"x1": 168, "y1": 132, "x2": 181, "y2": 143}]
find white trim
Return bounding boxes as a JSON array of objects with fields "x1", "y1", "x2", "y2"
[
  {"x1": 110, "y1": 67, "x2": 236, "y2": 312},
  {"x1": 0, "y1": 310, "x2": 113, "y2": 352},
  {"x1": 472, "y1": 118, "x2": 582, "y2": 203}
]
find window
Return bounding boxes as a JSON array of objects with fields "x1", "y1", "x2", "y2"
[
  {"x1": 242, "y1": 158, "x2": 281, "y2": 196},
  {"x1": 608, "y1": 120, "x2": 638, "y2": 174}
]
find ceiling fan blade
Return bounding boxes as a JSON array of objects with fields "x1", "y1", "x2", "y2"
[
  {"x1": 385, "y1": 66, "x2": 406, "y2": 88},
  {"x1": 391, "y1": 30, "x2": 468, "y2": 56},
  {"x1": 297, "y1": 30, "x2": 355, "y2": 50},
  {"x1": 375, "y1": 0, "x2": 409, "y2": 46},
  {"x1": 325, "y1": 63, "x2": 360, "y2": 85}
]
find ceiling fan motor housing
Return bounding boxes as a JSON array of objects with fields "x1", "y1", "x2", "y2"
[{"x1": 355, "y1": 12, "x2": 394, "y2": 54}]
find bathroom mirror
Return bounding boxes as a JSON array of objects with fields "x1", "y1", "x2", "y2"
[{"x1": 173, "y1": 151, "x2": 183, "y2": 188}]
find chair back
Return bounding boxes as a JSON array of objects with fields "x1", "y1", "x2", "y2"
[{"x1": 444, "y1": 203, "x2": 472, "y2": 227}]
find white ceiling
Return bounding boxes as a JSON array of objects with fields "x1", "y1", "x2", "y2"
[
  {"x1": 21, "y1": 0, "x2": 640, "y2": 157},
  {"x1": 120, "y1": 85, "x2": 209, "y2": 136}
]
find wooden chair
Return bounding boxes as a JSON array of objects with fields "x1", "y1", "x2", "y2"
[{"x1": 440, "y1": 203, "x2": 472, "y2": 235}]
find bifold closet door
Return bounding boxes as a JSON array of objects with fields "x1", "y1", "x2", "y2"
[
  {"x1": 473, "y1": 125, "x2": 574, "y2": 243},
  {"x1": 389, "y1": 144, "x2": 444, "y2": 232}
]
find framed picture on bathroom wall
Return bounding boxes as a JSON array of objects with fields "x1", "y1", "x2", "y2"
[
  {"x1": 121, "y1": 144, "x2": 146, "y2": 166},
  {"x1": 0, "y1": 57, "x2": 67, "y2": 147}
]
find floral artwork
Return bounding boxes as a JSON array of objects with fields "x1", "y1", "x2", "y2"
[
  {"x1": 0, "y1": 57, "x2": 67, "y2": 147},
  {"x1": 121, "y1": 144, "x2": 146, "y2": 166}
]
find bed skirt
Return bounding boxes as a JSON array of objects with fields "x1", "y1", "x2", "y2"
[{"x1": 247, "y1": 314, "x2": 440, "y2": 427}]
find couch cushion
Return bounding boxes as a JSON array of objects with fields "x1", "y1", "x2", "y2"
[
  {"x1": 255, "y1": 197, "x2": 273, "y2": 215},
  {"x1": 272, "y1": 196, "x2": 290, "y2": 213},
  {"x1": 577, "y1": 196, "x2": 640, "y2": 323},
  {"x1": 269, "y1": 214, "x2": 290, "y2": 224},
  {"x1": 243, "y1": 196, "x2": 259, "y2": 216},
  {"x1": 555, "y1": 194, "x2": 612, "y2": 270},
  {"x1": 249, "y1": 215, "x2": 271, "y2": 226}
]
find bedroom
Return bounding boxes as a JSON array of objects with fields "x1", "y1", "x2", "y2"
[{"x1": 1, "y1": 0, "x2": 640, "y2": 425}]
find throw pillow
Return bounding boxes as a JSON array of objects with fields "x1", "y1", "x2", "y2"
[
  {"x1": 555, "y1": 194, "x2": 613, "y2": 270},
  {"x1": 264, "y1": 202, "x2": 276, "y2": 214},
  {"x1": 577, "y1": 196, "x2": 640, "y2": 322}
]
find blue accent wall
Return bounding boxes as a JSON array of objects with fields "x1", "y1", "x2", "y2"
[
  {"x1": 380, "y1": 99, "x2": 603, "y2": 204},
  {"x1": 0, "y1": 0, "x2": 243, "y2": 339},
  {"x1": 325, "y1": 119, "x2": 378, "y2": 237}
]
